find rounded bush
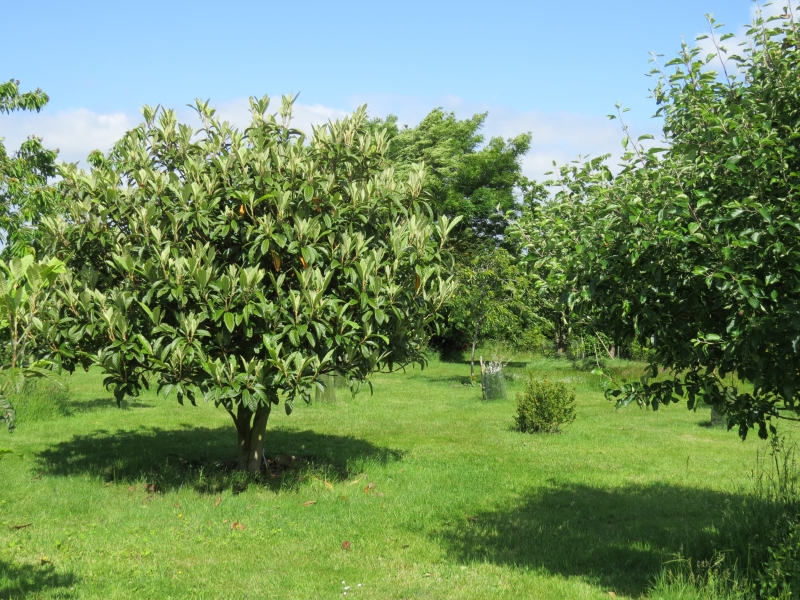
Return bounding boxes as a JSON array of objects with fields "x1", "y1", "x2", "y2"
[{"x1": 515, "y1": 377, "x2": 576, "y2": 434}]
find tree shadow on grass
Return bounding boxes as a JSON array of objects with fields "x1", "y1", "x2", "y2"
[
  {"x1": 437, "y1": 482, "x2": 734, "y2": 598},
  {"x1": 0, "y1": 559, "x2": 78, "y2": 599},
  {"x1": 35, "y1": 425, "x2": 404, "y2": 495}
]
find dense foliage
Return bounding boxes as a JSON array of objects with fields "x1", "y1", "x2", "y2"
[
  {"x1": 448, "y1": 247, "x2": 538, "y2": 373},
  {"x1": 371, "y1": 109, "x2": 533, "y2": 248},
  {"x1": 0, "y1": 79, "x2": 60, "y2": 255},
  {"x1": 513, "y1": 13, "x2": 800, "y2": 438},
  {"x1": 44, "y1": 97, "x2": 459, "y2": 471},
  {"x1": 0, "y1": 255, "x2": 66, "y2": 432},
  {"x1": 367, "y1": 109, "x2": 538, "y2": 356}
]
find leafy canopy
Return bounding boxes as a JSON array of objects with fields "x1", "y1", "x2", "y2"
[
  {"x1": 513, "y1": 13, "x2": 800, "y2": 438},
  {"x1": 371, "y1": 109, "x2": 532, "y2": 248},
  {"x1": 45, "y1": 96, "x2": 459, "y2": 471},
  {"x1": 0, "y1": 79, "x2": 60, "y2": 256},
  {"x1": 0, "y1": 254, "x2": 66, "y2": 432}
]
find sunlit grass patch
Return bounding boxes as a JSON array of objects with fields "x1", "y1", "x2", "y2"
[{"x1": 1, "y1": 353, "x2": 789, "y2": 599}]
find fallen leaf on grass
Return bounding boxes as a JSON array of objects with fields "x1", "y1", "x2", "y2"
[
  {"x1": 348, "y1": 479, "x2": 362, "y2": 486},
  {"x1": 128, "y1": 486, "x2": 135, "y2": 492},
  {"x1": 173, "y1": 502, "x2": 179, "y2": 508},
  {"x1": 324, "y1": 480, "x2": 333, "y2": 491},
  {"x1": 303, "y1": 500, "x2": 317, "y2": 507},
  {"x1": 341, "y1": 541, "x2": 351, "y2": 550},
  {"x1": 401, "y1": 544, "x2": 410, "y2": 549},
  {"x1": 363, "y1": 482, "x2": 376, "y2": 494},
  {"x1": 607, "y1": 593, "x2": 617, "y2": 598},
  {"x1": 11, "y1": 523, "x2": 32, "y2": 530},
  {"x1": 231, "y1": 521, "x2": 245, "y2": 531},
  {"x1": 214, "y1": 496, "x2": 222, "y2": 507}
]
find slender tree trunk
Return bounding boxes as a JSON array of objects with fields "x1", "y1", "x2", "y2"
[
  {"x1": 232, "y1": 404, "x2": 272, "y2": 473},
  {"x1": 470, "y1": 320, "x2": 480, "y2": 378},
  {"x1": 554, "y1": 324, "x2": 566, "y2": 355}
]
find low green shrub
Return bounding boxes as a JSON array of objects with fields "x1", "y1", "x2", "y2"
[
  {"x1": 515, "y1": 377, "x2": 576, "y2": 434},
  {"x1": 11, "y1": 377, "x2": 71, "y2": 424}
]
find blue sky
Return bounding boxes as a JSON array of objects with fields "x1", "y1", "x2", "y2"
[{"x1": 0, "y1": 0, "x2": 786, "y2": 177}]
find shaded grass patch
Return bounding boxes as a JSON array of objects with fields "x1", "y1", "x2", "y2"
[
  {"x1": 35, "y1": 425, "x2": 404, "y2": 495},
  {"x1": 438, "y1": 482, "x2": 733, "y2": 598},
  {"x1": 0, "y1": 558, "x2": 78, "y2": 599}
]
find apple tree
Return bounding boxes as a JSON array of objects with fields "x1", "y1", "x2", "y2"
[{"x1": 517, "y1": 12, "x2": 800, "y2": 438}]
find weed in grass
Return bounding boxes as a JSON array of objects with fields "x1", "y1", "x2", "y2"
[
  {"x1": 648, "y1": 553, "x2": 751, "y2": 600},
  {"x1": 651, "y1": 436, "x2": 800, "y2": 599}
]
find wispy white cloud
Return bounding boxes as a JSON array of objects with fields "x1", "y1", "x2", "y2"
[
  {"x1": 351, "y1": 94, "x2": 650, "y2": 180},
  {"x1": 481, "y1": 107, "x2": 633, "y2": 180},
  {"x1": 1, "y1": 108, "x2": 135, "y2": 166},
  {"x1": 0, "y1": 95, "x2": 649, "y2": 181}
]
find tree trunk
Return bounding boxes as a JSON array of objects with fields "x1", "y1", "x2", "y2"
[
  {"x1": 554, "y1": 324, "x2": 567, "y2": 355},
  {"x1": 232, "y1": 404, "x2": 272, "y2": 473},
  {"x1": 470, "y1": 320, "x2": 480, "y2": 378},
  {"x1": 711, "y1": 406, "x2": 725, "y2": 428}
]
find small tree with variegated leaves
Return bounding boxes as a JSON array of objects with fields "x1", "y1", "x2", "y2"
[
  {"x1": 0, "y1": 255, "x2": 66, "y2": 432},
  {"x1": 46, "y1": 96, "x2": 459, "y2": 472}
]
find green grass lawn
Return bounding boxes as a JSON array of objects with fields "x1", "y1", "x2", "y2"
[{"x1": 1, "y1": 356, "x2": 792, "y2": 599}]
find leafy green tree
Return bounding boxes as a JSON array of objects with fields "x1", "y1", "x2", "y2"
[
  {"x1": 449, "y1": 247, "x2": 537, "y2": 376},
  {"x1": 0, "y1": 255, "x2": 66, "y2": 432},
  {"x1": 523, "y1": 13, "x2": 800, "y2": 437},
  {"x1": 368, "y1": 109, "x2": 535, "y2": 357},
  {"x1": 45, "y1": 96, "x2": 459, "y2": 472},
  {"x1": 509, "y1": 161, "x2": 607, "y2": 356},
  {"x1": 371, "y1": 109, "x2": 532, "y2": 248},
  {"x1": 0, "y1": 79, "x2": 60, "y2": 256}
]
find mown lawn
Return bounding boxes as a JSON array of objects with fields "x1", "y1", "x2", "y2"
[{"x1": 1, "y1": 356, "x2": 791, "y2": 599}]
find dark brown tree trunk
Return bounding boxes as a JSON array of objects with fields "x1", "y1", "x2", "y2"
[{"x1": 232, "y1": 404, "x2": 272, "y2": 473}]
